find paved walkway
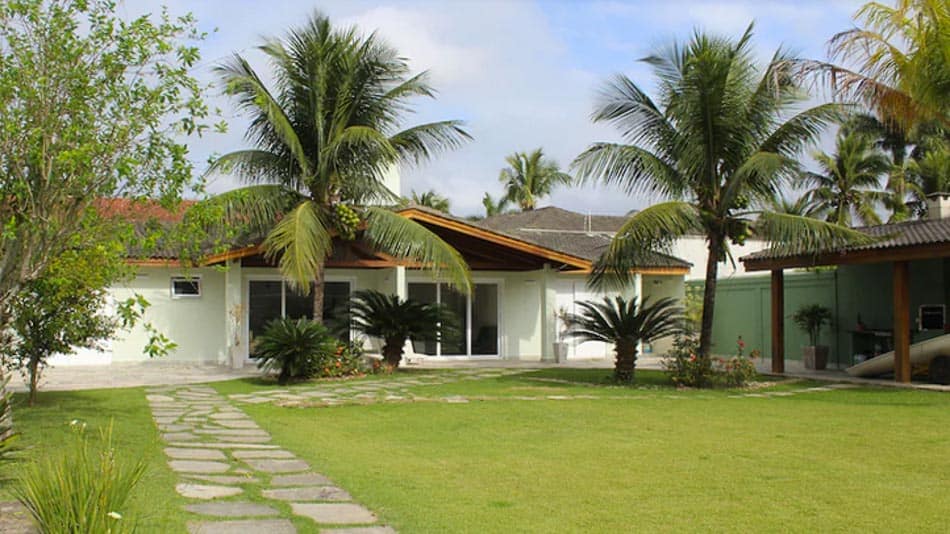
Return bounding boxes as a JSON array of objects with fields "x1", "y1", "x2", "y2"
[
  {"x1": 8, "y1": 361, "x2": 260, "y2": 393},
  {"x1": 147, "y1": 384, "x2": 395, "y2": 533}
]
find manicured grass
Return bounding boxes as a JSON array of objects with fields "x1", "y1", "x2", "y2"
[
  {"x1": 220, "y1": 371, "x2": 950, "y2": 533},
  {"x1": 0, "y1": 388, "x2": 187, "y2": 533}
]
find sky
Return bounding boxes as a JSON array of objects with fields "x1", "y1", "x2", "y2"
[{"x1": 123, "y1": 0, "x2": 865, "y2": 217}]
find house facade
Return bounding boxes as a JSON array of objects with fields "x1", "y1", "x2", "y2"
[{"x1": 65, "y1": 205, "x2": 689, "y2": 367}]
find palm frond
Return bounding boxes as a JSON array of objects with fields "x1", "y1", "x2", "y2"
[
  {"x1": 754, "y1": 211, "x2": 878, "y2": 257},
  {"x1": 185, "y1": 185, "x2": 305, "y2": 240},
  {"x1": 262, "y1": 200, "x2": 333, "y2": 292},
  {"x1": 571, "y1": 143, "x2": 683, "y2": 198},
  {"x1": 363, "y1": 207, "x2": 472, "y2": 295},
  {"x1": 390, "y1": 121, "x2": 472, "y2": 165}
]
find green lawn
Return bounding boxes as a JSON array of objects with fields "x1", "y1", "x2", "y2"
[
  {"x1": 0, "y1": 388, "x2": 187, "y2": 533},
  {"x1": 219, "y1": 369, "x2": 949, "y2": 533}
]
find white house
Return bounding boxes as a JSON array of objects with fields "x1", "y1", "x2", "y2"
[{"x1": 70, "y1": 203, "x2": 690, "y2": 367}]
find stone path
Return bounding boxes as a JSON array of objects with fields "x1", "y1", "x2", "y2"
[
  {"x1": 228, "y1": 368, "x2": 523, "y2": 407},
  {"x1": 146, "y1": 385, "x2": 396, "y2": 534},
  {"x1": 227, "y1": 369, "x2": 860, "y2": 409}
]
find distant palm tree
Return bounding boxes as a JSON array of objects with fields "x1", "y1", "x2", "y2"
[
  {"x1": 563, "y1": 296, "x2": 683, "y2": 383},
  {"x1": 499, "y1": 148, "x2": 572, "y2": 211},
  {"x1": 906, "y1": 136, "x2": 950, "y2": 211},
  {"x1": 801, "y1": 131, "x2": 890, "y2": 227},
  {"x1": 481, "y1": 192, "x2": 511, "y2": 217},
  {"x1": 201, "y1": 12, "x2": 472, "y2": 322},
  {"x1": 573, "y1": 25, "x2": 869, "y2": 359},
  {"x1": 764, "y1": 193, "x2": 823, "y2": 219},
  {"x1": 410, "y1": 189, "x2": 451, "y2": 213},
  {"x1": 844, "y1": 113, "x2": 918, "y2": 222}
]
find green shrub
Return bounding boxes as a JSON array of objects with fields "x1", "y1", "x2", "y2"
[
  {"x1": 252, "y1": 318, "x2": 337, "y2": 385},
  {"x1": 663, "y1": 335, "x2": 715, "y2": 388},
  {"x1": 14, "y1": 421, "x2": 146, "y2": 534},
  {"x1": 314, "y1": 340, "x2": 366, "y2": 378}
]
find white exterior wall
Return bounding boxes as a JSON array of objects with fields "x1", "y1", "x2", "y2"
[
  {"x1": 642, "y1": 274, "x2": 686, "y2": 355},
  {"x1": 111, "y1": 266, "x2": 228, "y2": 364},
  {"x1": 670, "y1": 235, "x2": 770, "y2": 281}
]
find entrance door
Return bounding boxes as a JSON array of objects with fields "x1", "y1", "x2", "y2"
[
  {"x1": 407, "y1": 281, "x2": 500, "y2": 357},
  {"x1": 247, "y1": 280, "x2": 351, "y2": 359}
]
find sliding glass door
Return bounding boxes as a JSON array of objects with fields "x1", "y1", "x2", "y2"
[
  {"x1": 248, "y1": 280, "x2": 351, "y2": 350},
  {"x1": 407, "y1": 282, "x2": 499, "y2": 357}
]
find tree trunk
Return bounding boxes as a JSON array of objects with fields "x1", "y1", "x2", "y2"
[
  {"x1": 0, "y1": 367, "x2": 13, "y2": 445},
  {"x1": 28, "y1": 353, "x2": 40, "y2": 407},
  {"x1": 311, "y1": 260, "x2": 326, "y2": 324},
  {"x1": 382, "y1": 337, "x2": 405, "y2": 368},
  {"x1": 699, "y1": 238, "x2": 721, "y2": 360},
  {"x1": 614, "y1": 339, "x2": 639, "y2": 383}
]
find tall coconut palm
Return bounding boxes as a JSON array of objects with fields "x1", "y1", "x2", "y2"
[
  {"x1": 563, "y1": 296, "x2": 684, "y2": 383},
  {"x1": 481, "y1": 193, "x2": 511, "y2": 217},
  {"x1": 499, "y1": 148, "x2": 572, "y2": 211},
  {"x1": 409, "y1": 190, "x2": 451, "y2": 213},
  {"x1": 801, "y1": 131, "x2": 891, "y2": 227},
  {"x1": 573, "y1": 25, "x2": 871, "y2": 359},
  {"x1": 800, "y1": 0, "x2": 950, "y2": 130},
  {"x1": 203, "y1": 12, "x2": 472, "y2": 321}
]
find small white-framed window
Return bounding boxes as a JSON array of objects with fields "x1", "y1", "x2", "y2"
[{"x1": 171, "y1": 276, "x2": 201, "y2": 298}]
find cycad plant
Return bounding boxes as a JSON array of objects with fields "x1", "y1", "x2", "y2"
[
  {"x1": 252, "y1": 317, "x2": 337, "y2": 384},
  {"x1": 346, "y1": 290, "x2": 456, "y2": 368},
  {"x1": 201, "y1": 11, "x2": 472, "y2": 322},
  {"x1": 499, "y1": 148, "x2": 572, "y2": 211},
  {"x1": 564, "y1": 296, "x2": 684, "y2": 383},
  {"x1": 573, "y1": 24, "x2": 870, "y2": 359}
]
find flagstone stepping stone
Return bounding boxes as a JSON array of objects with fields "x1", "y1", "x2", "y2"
[
  {"x1": 169, "y1": 460, "x2": 231, "y2": 474},
  {"x1": 240, "y1": 397, "x2": 276, "y2": 404},
  {"x1": 160, "y1": 424, "x2": 192, "y2": 432},
  {"x1": 271, "y1": 473, "x2": 333, "y2": 486},
  {"x1": 232, "y1": 449, "x2": 295, "y2": 460},
  {"x1": 216, "y1": 434, "x2": 272, "y2": 444},
  {"x1": 176, "y1": 483, "x2": 243, "y2": 499},
  {"x1": 321, "y1": 527, "x2": 397, "y2": 534},
  {"x1": 262, "y1": 486, "x2": 351, "y2": 502},
  {"x1": 290, "y1": 503, "x2": 376, "y2": 525},
  {"x1": 155, "y1": 417, "x2": 180, "y2": 424},
  {"x1": 147, "y1": 394, "x2": 176, "y2": 403},
  {"x1": 164, "y1": 432, "x2": 200, "y2": 441},
  {"x1": 184, "y1": 474, "x2": 260, "y2": 485},
  {"x1": 166, "y1": 447, "x2": 228, "y2": 460},
  {"x1": 170, "y1": 442, "x2": 279, "y2": 450},
  {"x1": 184, "y1": 502, "x2": 280, "y2": 517},
  {"x1": 214, "y1": 419, "x2": 261, "y2": 429},
  {"x1": 187, "y1": 519, "x2": 296, "y2": 534},
  {"x1": 211, "y1": 412, "x2": 250, "y2": 420},
  {"x1": 197, "y1": 428, "x2": 270, "y2": 437},
  {"x1": 244, "y1": 459, "x2": 309, "y2": 473}
]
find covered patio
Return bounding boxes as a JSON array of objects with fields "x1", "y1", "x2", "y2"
[{"x1": 742, "y1": 198, "x2": 950, "y2": 384}]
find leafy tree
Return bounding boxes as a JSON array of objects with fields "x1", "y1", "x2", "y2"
[
  {"x1": 801, "y1": 0, "x2": 949, "y2": 130},
  {"x1": 801, "y1": 130, "x2": 891, "y2": 227},
  {"x1": 481, "y1": 193, "x2": 512, "y2": 217},
  {"x1": 563, "y1": 297, "x2": 684, "y2": 383},
  {"x1": 573, "y1": 25, "x2": 870, "y2": 359},
  {"x1": 410, "y1": 190, "x2": 451, "y2": 213},
  {"x1": 499, "y1": 148, "x2": 572, "y2": 211},
  {"x1": 345, "y1": 290, "x2": 455, "y2": 368},
  {"x1": 204, "y1": 12, "x2": 472, "y2": 322}
]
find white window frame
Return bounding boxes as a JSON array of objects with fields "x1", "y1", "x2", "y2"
[
  {"x1": 406, "y1": 277, "x2": 504, "y2": 358},
  {"x1": 170, "y1": 276, "x2": 202, "y2": 299}
]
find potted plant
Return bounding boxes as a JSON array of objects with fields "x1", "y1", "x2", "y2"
[{"x1": 792, "y1": 304, "x2": 833, "y2": 370}]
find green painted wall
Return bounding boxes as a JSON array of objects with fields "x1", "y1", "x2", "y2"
[{"x1": 697, "y1": 260, "x2": 948, "y2": 368}]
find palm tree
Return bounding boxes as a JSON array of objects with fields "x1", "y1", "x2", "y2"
[
  {"x1": 345, "y1": 290, "x2": 455, "y2": 368},
  {"x1": 906, "y1": 135, "x2": 950, "y2": 212},
  {"x1": 563, "y1": 296, "x2": 683, "y2": 383},
  {"x1": 481, "y1": 193, "x2": 511, "y2": 217},
  {"x1": 800, "y1": 0, "x2": 949, "y2": 130},
  {"x1": 801, "y1": 131, "x2": 890, "y2": 227},
  {"x1": 764, "y1": 193, "x2": 823, "y2": 219},
  {"x1": 573, "y1": 25, "x2": 870, "y2": 359},
  {"x1": 409, "y1": 189, "x2": 451, "y2": 213},
  {"x1": 202, "y1": 12, "x2": 473, "y2": 322},
  {"x1": 499, "y1": 148, "x2": 572, "y2": 211},
  {"x1": 844, "y1": 113, "x2": 920, "y2": 222}
]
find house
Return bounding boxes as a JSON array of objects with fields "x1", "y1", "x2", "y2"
[
  {"x1": 64, "y1": 203, "x2": 690, "y2": 367},
  {"x1": 736, "y1": 193, "x2": 950, "y2": 383}
]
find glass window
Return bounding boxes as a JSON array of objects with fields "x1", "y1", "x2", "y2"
[
  {"x1": 171, "y1": 277, "x2": 201, "y2": 298},
  {"x1": 471, "y1": 284, "x2": 499, "y2": 355},
  {"x1": 248, "y1": 281, "x2": 282, "y2": 344},
  {"x1": 440, "y1": 286, "x2": 467, "y2": 356},
  {"x1": 408, "y1": 283, "x2": 438, "y2": 355},
  {"x1": 284, "y1": 283, "x2": 314, "y2": 321}
]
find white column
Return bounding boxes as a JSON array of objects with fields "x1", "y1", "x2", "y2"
[
  {"x1": 634, "y1": 272, "x2": 643, "y2": 356},
  {"x1": 394, "y1": 266, "x2": 407, "y2": 300},
  {"x1": 541, "y1": 264, "x2": 558, "y2": 362},
  {"x1": 225, "y1": 259, "x2": 244, "y2": 369}
]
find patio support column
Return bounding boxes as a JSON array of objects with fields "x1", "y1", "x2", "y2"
[
  {"x1": 224, "y1": 259, "x2": 244, "y2": 369},
  {"x1": 770, "y1": 269, "x2": 784, "y2": 374},
  {"x1": 394, "y1": 266, "x2": 407, "y2": 301},
  {"x1": 893, "y1": 261, "x2": 911, "y2": 383},
  {"x1": 633, "y1": 272, "x2": 643, "y2": 356}
]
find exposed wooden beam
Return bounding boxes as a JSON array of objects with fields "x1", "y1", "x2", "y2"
[
  {"x1": 893, "y1": 261, "x2": 911, "y2": 383},
  {"x1": 771, "y1": 269, "x2": 785, "y2": 374},
  {"x1": 744, "y1": 242, "x2": 950, "y2": 272}
]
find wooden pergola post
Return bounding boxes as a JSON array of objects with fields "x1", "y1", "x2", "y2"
[
  {"x1": 771, "y1": 269, "x2": 785, "y2": 374},
  {"x1": 893, "y1": 261, "x2": 911, "y2": 383}
]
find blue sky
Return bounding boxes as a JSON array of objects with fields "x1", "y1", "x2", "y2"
[{"x1": 126, "y1": 0, "x2": 865, "y2": 216}]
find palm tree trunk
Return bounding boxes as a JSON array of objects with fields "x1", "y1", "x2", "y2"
[
  {"x1": 614, "y1": 339, "x2": 639, "y2": 383},
  {"x1": 699, "y1": 238, "x2": 721, "y2": 359},
  {"x1": 383, "y1": 337, "x2": 405, "y2": 368},
  {"x1": 311, "y1": 260, "x2": 325, "y2": 324}
]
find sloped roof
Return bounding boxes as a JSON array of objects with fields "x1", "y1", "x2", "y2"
[
  {"x1": 742, "y1": 217, "x2": 950, "y2": 270},
  {"x1": 475, "y1": 206, "x2": 690, "y2": 269}
]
